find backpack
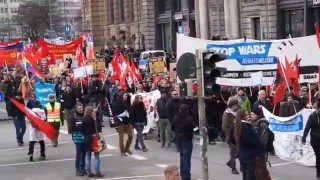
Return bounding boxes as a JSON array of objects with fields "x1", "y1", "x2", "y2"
[{"x1": 257, "y1": 120, "x2": 275, "y2": 152}]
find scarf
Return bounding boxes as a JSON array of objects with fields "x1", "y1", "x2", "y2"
[{"x1": 225, "y1": 108, "x2": 237, "y2": 117}]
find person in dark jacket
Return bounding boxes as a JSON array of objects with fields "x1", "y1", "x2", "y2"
[
  {"x1": 233, "y1": 109, "x2": 265, "y2": 180},
  {"x1": 171, "y1": 104, "x2": 196, "y2": 180},
  {"x1": 112, "y1": 91, "x2": 133, "y2": 156},
  {"x1": 2, "y1": 75, "x2": 15, "y2": 117},
  {"x1": 82, "y1": 106, "x2": 104, "y2": 178},
  {"x1": 70, "y1": 102, "x2": 86, "y2": 176},
  {"x1": 168, "y1": 90, "x2": 181, "y2": 149},
  {"x1": 131, "y1": 95, "x2": 148, "y2": 152},
  {"x1": 88, "y1": 74, "x2": 103, "y2": 107},
  {"x1": 252, "y1": 90, "x2": 272, "y2": 113},
  {"x1": 302, "y1": 100, "x2": 320, "y2": 179},
  {"x1": 11, "y1": 92, "x2": 26, "y2": 146},
  {"x1": 155, "y1": 90, "x2": 170, "y2": 147},
  {"x1": 61, "y1": 85, "x2": 76, "y2": 133}
]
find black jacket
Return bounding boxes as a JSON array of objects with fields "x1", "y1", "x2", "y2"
[
  {"x1": 11, "y1": 98, "x2": 25, "y2": 119},
  {"x1": 61, "y1": 91, "x2": 76, "y2": 110},
  {"x1": 70, "y1": 111, "x2": 85, "y2": 133},
  {"x1": 171, "y1": 111, "x2": 195, "y2": 142},
  {"x1": 82, "y1": 115, "x2": 102, "y2": 150},
  {"x1": 89, "y1": 80, "x2": 103, "y2": 103},
  {"x1": 155, "y1": 97, "x2": 169, "y2": 119},
  {"x1": 302, "y1": 111, "x2": 320, "y2": 143},
  {"x1": 131, "y1": 102, "x2": 147, "y2": 125},
  {"x1": 168, "y1": 98, "x2": 181, "y2": 122},
  {"x1": 253, "y1": 99, "x2": 272, "y2": 112},
  {"x1": 112, "y1": 100, "x2": 131, "y2": 124}
]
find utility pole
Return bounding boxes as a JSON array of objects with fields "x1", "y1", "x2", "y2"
[
  {"x1": 198, "y1": 0, "x2": 209, "y2": 39},
  {"x1": 195, "y1": 0, "x2": 200, "y2": 38},
  {"x1": 196, "y1": 49, "x2": 209, "y2": 180}
]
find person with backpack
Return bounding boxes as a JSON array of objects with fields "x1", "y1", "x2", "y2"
[{"x1": 249, "y1": 108, "x2": 272, "y2": 180}]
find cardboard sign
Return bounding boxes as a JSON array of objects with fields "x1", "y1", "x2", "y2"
[
  {"x1": 85, "y1": 59, "x2": 105, "y2": 73},
  {"x1": 49, "y1": 64, "x2": 62, "y2": 76},
  {"x1": 73, "y1": 65, "x2": 94, "y2": 79},
  {"x1": 149, "y1": 57, "x2": 168, "y2": 77}
]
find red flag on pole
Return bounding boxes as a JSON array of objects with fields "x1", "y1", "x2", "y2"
[
  {"x1": 10, "y1": 98, "x2": 58, "y2": 140},
  {"x1": 75, "y1": 45, "x2": 85, "y2": 67}
]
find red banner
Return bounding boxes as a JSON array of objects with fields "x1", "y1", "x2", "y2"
[
  {"x1": 0, "y1": 40, "x2": 20, "y2": 47},
  {"x1": 0, "y1": 49, "x2": 18, "y2": 65},
  {"x1": 38, "y1": 37, "x2": 83, "y2": 64}
]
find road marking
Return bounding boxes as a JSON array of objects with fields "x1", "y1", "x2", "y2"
[
  {"x1": 0, "y1": 141, "x2": 69, "y2": 152},
  {"x1": 127, "y1": 154, "x2": 147, "y2": 160},
  {"x1": 105, "y1": 133, "x2": 118, "y2": 137},
  {"x1": 0, "y1": 108, "x2": 7, "y2": 113},
  {"x1": 99, "y1": 174, "x2": 163, "y2": 180},
  {"x1": 154, "y1": 164, "x2": 167, "y2": 168},
  {"x1": 107, "y1": 144, "x2": 118, "y2": 150},
  {"x1": 0, "y1": 154, "x2": 113, "y2": 167},
  {"x1": 59, "y1": 130, "x2": 69, "y2": 135},
  {"x1": 272, "y1": 161, "x2": 295, "y2": 167}
]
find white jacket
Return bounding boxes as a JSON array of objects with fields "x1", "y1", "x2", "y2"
[{"x1": 29, "y1": 108, "x2": 46, "y2": 141}]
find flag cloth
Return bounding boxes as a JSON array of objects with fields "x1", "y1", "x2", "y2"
[
  {"x1": 273, "y1": 59, "x2": 286, "y2": 105},
  {"x1": 109, "y1": 48, "x2": 121, "y2": 81},
  {"x1": 75, "y1": 45, "x2": 85, "y2": 67},
  {"x1": 0, "y1": 49, "x2": 18, "y2": 65},
  {"x1": 130, "y1": 63, "x2": 141, "y2": 80},
  {"x1": 315, "y1": 22, "x2": 320, "y2": 49},
  {"x1": 284, "y1": 57, "x2": 299, "y2": 95},
  {"x1": 25, "y1": 58, "x2": 45, "y2": 83},
  {"x1": 10, "y1": 98, "x2": 57, "y2": 140}
]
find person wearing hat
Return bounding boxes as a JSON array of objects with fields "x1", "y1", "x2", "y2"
[
  {"x1": 222, "y1": 97, "x2": 240, "y2": 174},
  {"x1": 249, "y1": 108, "x2": 272, "y2": 180},
  {"x1": 171, "y1": 104, "x2": 196, "y2": 180},
  {"x1": 28, "y1": 100, "x2": 46, "y2": 162},
  {"x1": 44, "y1": 94, "x2": 64, "y2": 147},
  {"x1": 234, "y1": 87, "x2": 251, "y2": 115},
  {"x1": 11, "y1": 92, "x2": 26, "y2": 146}
]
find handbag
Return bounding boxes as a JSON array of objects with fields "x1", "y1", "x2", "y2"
[{"x1": 91, "y1": 132, "x2": 106, "y2": 152}]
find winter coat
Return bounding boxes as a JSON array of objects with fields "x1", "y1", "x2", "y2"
[
  {"x1": 234, "y1": 95, "x2": 251, "y2": 114},
  {"x1": 279, "y1": 101, "x2": 300, "y2": 117},
  {"x1": 251, "y1": 118, "x2": 270, "y2": 148},
  {"x1": 61, "y1": 91, "x2": 76, "y2": 110},
  {"x1": 167, "y1": 98, "x2": 181, "y2": 122},
  {"x1": 11, "y1": 98, "x2": 25, "y2": 119},
  {"x1": 155, "y1": 97, "x2": 169, "y2": 119},
  {"x1": 253, "y1": 99, "x2": 272, "y2": 113},
  {"x1": 70, "y1": 111, "x2": 85, "y2": 144},
  {"x1": 82, "y1": 115, "x2": 102, "y2": 150},
  {"x1": 171, "y1": 112, "x2": 195, "y2": 142},
  {"x1": 131, "y1": 102, "x2": 147, "y2": 125},
  {"x1": 29, "y1": 108, "x2": 45, "y2": 141},
  {"x1": 302, "y1": 111, "x2": 320, "y2": 143},
  {"x1": 89, "y1": 79, "x2": 103, "y2": 104},
  {"x1": 112, "y1": 100, "x2": 132, "y2": 124},
  {"x1": 222, "y1": 109, "x2": 236, "y2": 140}
]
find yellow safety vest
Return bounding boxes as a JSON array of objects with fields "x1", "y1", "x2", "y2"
[{"x1": 45, "y1": 102, "x2": 61, "y2": 123}]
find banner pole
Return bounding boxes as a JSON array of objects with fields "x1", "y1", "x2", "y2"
[{"x1": 4, "y1": 60, "x2": 9, "y2": 74}]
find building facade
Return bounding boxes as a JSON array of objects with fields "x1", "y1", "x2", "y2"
[{"x1": 0, "y1": 0, "x2": 22, "y2": 40}]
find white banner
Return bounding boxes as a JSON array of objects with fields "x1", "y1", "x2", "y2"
[
  {"x1": 177, "y1": 34, "x2": 320, "y2": 86},
  {"x1": 262, "y1": 107, "x2": 316, "y2": 166},
  {"x1": 131, "y1": 90, "x2": 161, "y2": 134}
]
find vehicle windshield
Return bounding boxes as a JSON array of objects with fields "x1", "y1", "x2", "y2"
[{"x1": 140, "y1": 51, "x2": 165, "y2": 59}]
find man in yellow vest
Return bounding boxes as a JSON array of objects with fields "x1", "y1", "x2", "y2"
[{"x1": 45, "y1": 94, "x2": 64, "y2": 147}]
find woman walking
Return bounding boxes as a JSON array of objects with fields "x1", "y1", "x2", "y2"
[
  {"x1": 82, "y1": 106, "x2": 104, "y2": 178},
  {"x1": 131, "y1": 95, "x2": 148, "y2": 152},
  {"x1": 233, "y1": 109, "x2": 265, "y2": 180}
]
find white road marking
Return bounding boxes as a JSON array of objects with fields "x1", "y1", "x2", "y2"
[
  {"x1": 154, "y1": 164, "x2": 167, "y2": 168},
  {"x1": 59, "y1": 130, "x2": 69, "y2": 135},
  {"x1": 0, "y1": 154, "x2": 113, "y2": 167},
  {"x1": 127, "y1": 154, "x2": 147, "y2": 160},
  {"x1": 0, "y1": 141, "x2": 69, "y2": 152},
  {"x1": 107, "y1": 144, "x2": 118, "y2": 150},
  {"x1": 0, "y1": 108, "x2": 7, "y2": 113},
  {"x1": 99, "y1": 174, "x2": 163, "y2": 180},
  {"x1": 272, "y1": 161, "x2": 295, "y2": 167},
  {"x1": 105, "y1": 133, "x2": 118, "y2": 137}
]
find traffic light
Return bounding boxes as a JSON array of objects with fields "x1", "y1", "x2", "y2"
[{"x1": 201, "y1": 51, "x2": 227, "y2": 96}]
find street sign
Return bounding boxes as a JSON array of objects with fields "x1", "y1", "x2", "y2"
[
  {"x1": 64, "y1": 25, "x2": 71, "y2": 33},
  {"x1": 184, "y1": 26, "x2": 190, "y2": 36},
  {"x1": 178, "y1": 26, "x2": 184, "y2": 34}
]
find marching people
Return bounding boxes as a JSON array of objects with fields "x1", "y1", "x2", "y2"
[
  {"x1": 131, "y1": 95, "x2": 148, "y2": 152},
  {"x1": 112, "y1": 91, "x2": 133, "y2": 156},
  {"x1": 252, "y1": 90, "x2": 272, "y2": 113},
  {"x1": 155, "y1": 90, "x2": 170, "y2": 148},
  {"x1": 44, "y1": 94, "x2": 64, "y2": 147},
  {"x1": 28, "y1": 100, "x2": 46, "y2": 162},
  {"x1": 61, "y1": 85, "x2": 76, "y2": 134},
  {"x1": 279, "y1": 94, "x2": 301, "y2": 117},
  {"x1": 168, "y1": 90, "x2": 181, "y2": 150},
  {"x1": 233, "y1": 109, "x2": 265, "y2": 180},
  {"x1": 171, "y1": 104, "x2": 196, "y2": 180},
  {"x1": 11, "y1": 92, "x2": 26, "y2": 146},
  {"x1": 82, "y1": 106, "x2": 104, "y2": 178},
  {"x1": 222, "y1": 97, "x2": 239, "y2": 174},
  {"x1": 70, "y1": 102, "x2": 86, "y2": 176},
  {"x1": 0, "y1": 74, "x2": 15, "y2": 117},
  {"x1": 302, "y1": 100, "x2": 320, "y2": 179},
  {"x1": 234, "y1": 87, "x2": 251, "y2": 114}
]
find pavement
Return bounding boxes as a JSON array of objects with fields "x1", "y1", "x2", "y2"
[{"x1": 0, "y1": 101, "x2": 317, "y2": 180}]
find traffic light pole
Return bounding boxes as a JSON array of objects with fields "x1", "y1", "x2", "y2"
[{"x1": 196, "y1": 49, "x2": 209, "y2": 180}]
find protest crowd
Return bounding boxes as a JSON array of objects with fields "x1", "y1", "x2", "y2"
[{"x1": 1, "y1": 37, "x2": 320, "y2": 180}]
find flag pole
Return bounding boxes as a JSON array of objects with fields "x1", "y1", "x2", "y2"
[{"x1": 4, "y1": 60, "x2": 9, "y2": 74}]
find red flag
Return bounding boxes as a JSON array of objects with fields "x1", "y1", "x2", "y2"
[
  {"x1": 109, "y1": 48, "x2": 121, "y2": 81},
  {"x1": 293, "y1": 54, "x2": 300, "y2": 75},
  {"x1": 284, "y1": 57, "x2": 298, "y2": 79},
  {"x1": 119, "y1": 55, "x2": 129, "y2": 90},
  {"x1": 10, "y1": 98, "x2": 57, "y2": 140},
  {"x1": 130, "y1": 63, "x2": 141, "y2": 80},
  {"x1": 75, "y1": 45, "x2": 85, "y2": 67},
  {"x1": 318, "y1": 66, "x2": 320, "y2": 85},
  {"x1": 0, "y1": 49, "x2": 18, "y2": 65},
  {"x1": 315, "y1": 22, "x2": 320, "y2": 49},
  {"x1": 284, "y1": 57, "x2": 299, "y2": 95},
  {"x1": 273, "y1": 59, "x2": 286, "y2": 105},
  {"x1": 273, "y1": 84, "x2": 286, "y2": 105}
]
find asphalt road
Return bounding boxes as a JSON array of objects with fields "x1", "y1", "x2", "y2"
[{"x1": 0, "y1": 102, "x2": 317, "y2": 180}]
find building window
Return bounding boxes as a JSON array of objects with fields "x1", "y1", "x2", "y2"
[
  {"x1": 159, "y1": 0, "x2": 171, "y2": 14},
  {"x1": 130, "y1": 0, "x2": 134, "y2": 22},
  {"x1": 119, "y1": 0, "x2": 125, "y2": 23},
  {"x1": 109, "y1": 0, "x2": 114, "y2": 24},
  {"x1": 283, "y1": 9, "x2": 304, "y2": 38},
  {"x1": 174, "y1": 0, "x2": 181, "y2": 11},
  {"x1": 189, "y1": 0, "x2": 195, "y2": 11},
  {"x1": 252, "y1": 17, "x2": 261, "y2": 40}
]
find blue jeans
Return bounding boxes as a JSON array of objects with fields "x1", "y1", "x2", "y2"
[
  {"x1": 240, "y1": 158, "x2": 256, "y2": 180},
  {"x1": 75, "y1": 143, "x2": 86, "y2": 172},
  {"x1": 85, "y1": 150, "x2": 100, "y2": 174},
  {"x1": 13, "y1": 118, "x2": 26, "y2": 143},
  {"x1": 177, "y1": 140, "x2": 193, "y2": 180}
]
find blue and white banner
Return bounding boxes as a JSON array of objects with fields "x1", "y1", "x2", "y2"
[
  {"x1": 177, "y1": 34, "x2": 320, "y2": 86},
  {"x1": 34, "y1": 83, "x2": 55, "y2": 107},
  {"x1": 262, "y1": 107, "x2": 315, "y2": 166}
]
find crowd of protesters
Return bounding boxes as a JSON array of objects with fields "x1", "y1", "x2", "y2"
[{"x1": 2, "y1": 45, "x2": 320, "y2": 179}]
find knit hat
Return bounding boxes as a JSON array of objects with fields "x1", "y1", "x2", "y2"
[
  {"x1": 227, "y1": 97, "x2": 238, "y2": 108},
  {"x1": 252, "y1": 108, "x2": 263, "y2": 118}
]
